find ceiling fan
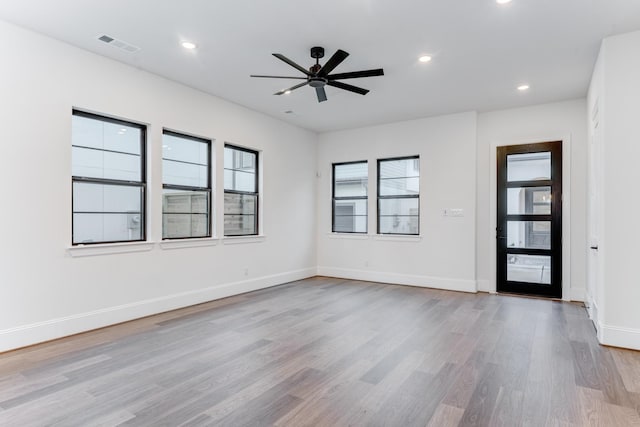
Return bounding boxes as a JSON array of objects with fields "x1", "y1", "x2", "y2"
[{"x1": 250, "y1": 46, "x2": 384, "y2": 103}]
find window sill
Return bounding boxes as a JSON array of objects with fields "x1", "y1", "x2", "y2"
[
  {"x1": 67, "y1": 241, "x2": 156, "y2": 257},
  {"x1": 327, "y1": 233, "x2": 370, "y2": 240},
  {"x1": 222, "y1": 235, "x2": 266, "y2": 245},
  {"x1": 159, "y1": 238, "x2": 219, "y2": 250},
  {"x1": 374, "y1": 235, "x2": 422, "y2": 242}
]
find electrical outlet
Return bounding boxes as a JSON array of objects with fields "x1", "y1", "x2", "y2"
[{"x1": 243, "y1": 268, "x2": 249, "y2": 276}]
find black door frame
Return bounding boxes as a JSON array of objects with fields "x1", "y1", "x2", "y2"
[{"x1": 496, "y1": 141, "x2": 563, "y2": 298}]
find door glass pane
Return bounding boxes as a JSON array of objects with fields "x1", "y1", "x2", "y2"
[
  {"x1": 507, "y1": 221, "x2": 551, "y2": 249},
  {"x1": 507, "y1": 152, "x2": 551, "y2": 181},
  {"x1": 507, "y1": 187, "x2": 551, "y2": 215},
  {"x1": 507, "y1": 254, "x2": 551, "y2": 284}
]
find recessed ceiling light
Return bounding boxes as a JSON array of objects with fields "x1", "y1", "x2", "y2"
[
  {"x1": 181, "y1": 41, "x2": 197, "y2": 50},
  {"x1": 517, "y1": 84, "x2": 530, "y2": 91},
  {"x1": 418, "y1": 55, "x2": 432, "y2": 63},
  {"x1": 284, "y1": 90, "x2": 292, "y2": 95},
  {"x1": 496, "y1": 0, "x2": 512, "y2": 4}
]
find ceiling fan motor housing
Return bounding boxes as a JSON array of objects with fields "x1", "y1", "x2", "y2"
[
  {"x1": 309, "y1": 77, "x2": 327, "y2": 88},
  {"x1": 310, "y1": 46, "x2": 325, "y2": 59}
]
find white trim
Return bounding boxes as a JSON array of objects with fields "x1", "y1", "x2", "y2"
[
  {"x1": 0, "y1": 267, "x2": 316, "y2": 353},
  {"x1": 489, "y1": 133, "x2": 573, "y2": 301},
  {"x1": 67, "y1": 241, "x2": 156, "y2": 257},
  {"x1": 159, "y1": 237, "x2": 219, "y2": 250},
  {"x1": 598, "y1": 324, "x2": 640, "y2": 351},
  {"x1": 373, "y1": 235, "x2": 422, "y2": 243},
  {"x1": 590, "y1": 297, "x2": 600, "y2": 334},
  {"x1": 477, "y1": 279, "x2": 493, "y2": 293},
  {"x1": 570, "y1": 287, "x2": 585, "y2": 302},
  {"x1": 317, "y1": 266, "x2": 477, "y2": 293},
  {"x1": 222, "y1": 235, "x2": 266, "y2": 245},
  {"x1": 325, "y1": 233, "x2": 422, "y2": 242},
  {"x1": 327, "y1": 233, "x2": 370, "y2": 240}
]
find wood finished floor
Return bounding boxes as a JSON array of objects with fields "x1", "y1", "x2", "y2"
[{"x1": 1, "y1": 277, "x2": 640, "y2": 427}]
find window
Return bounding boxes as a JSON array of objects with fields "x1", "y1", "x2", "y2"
[
  {"x1": 332, "y1": 161, "x2": 368, "y2": 233},
  {"x1": 224, "y1": 145, "x2": 258, "y2": 236},
  {"x1": 72, "y1": 110, "x2": 146, "y2": 244},
  {"x1": 162, "y1": 131, "x2": 211, "y2": 239},
  {"x1": 377, "y1": 156, "x2": 419, "y2": 235}
]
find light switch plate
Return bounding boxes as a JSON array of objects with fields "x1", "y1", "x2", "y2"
[{"x1": 444, "y1": 208, "x2": 464, "y2": 217}]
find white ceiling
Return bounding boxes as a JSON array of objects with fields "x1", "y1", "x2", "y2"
[{"x1": 2, "y1": 1, "x2": 640, "y2": 132}]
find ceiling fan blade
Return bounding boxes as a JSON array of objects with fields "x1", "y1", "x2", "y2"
[
  {"x1": 327, "y1": 81, "x2": 369, "y2": 95},
  {"x1": 250, "y1": 75, "x2": 308, "y2": 79},
  {"x1": 272, "y1": 53, "x2": 312, "y2": 76},
  {"x1": 318, "y1": 49, "x2": 349, "y2": 77},
  {"x1": 316, "y1": 87, "x2": 327, "y2": 103},
  {"x1": 274, "y1": 81, "x2": 309, "y2": 95},
  {"x1": 328, "y1": 69, "x2": 384, "y2": 80}
]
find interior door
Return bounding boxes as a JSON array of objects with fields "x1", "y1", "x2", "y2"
[{"x1": 496, "y1": 141, "x2": 562, "y2": 298}]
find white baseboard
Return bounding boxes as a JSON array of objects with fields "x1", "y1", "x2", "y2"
[
  {"x1": 477, "y1": 279, "x2": 493, "y2": 293},
  {"x1": 584, "y1": 292, "x2": 596, "y2": 324},
  {"x1": 0, "y1": 267, "x2": 317, "y2": 353},
  {"x1": 317, "y1": 266, "x2": 477, "y2": 293},
  {"x1": 599, "y1": 323, "x2": 640, "y2": 351},
  {"x1": 570, "y1": 287, "x2": 586, "y2": 302}
]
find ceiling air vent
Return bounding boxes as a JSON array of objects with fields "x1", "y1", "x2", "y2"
[{"x1": 97, "y1": 34, "x2": 140, "y2": 53}]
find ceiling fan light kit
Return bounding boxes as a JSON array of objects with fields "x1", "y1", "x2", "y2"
[{"x1": 250, "y1": 46, "x2": 384, "y2": 103}]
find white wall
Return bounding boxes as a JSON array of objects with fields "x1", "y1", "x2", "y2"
[
  {"x1": 1, "y1": 18, "x2": 616, "y2": 352},
  {"x1": 476, "y1": 99, "x2": 588, "y2": 302},
  {"x1": 0, "y1": 20, "x2": 318, "y2": 352},
  {"x1": 588, "y1": 30, "x2": 640, "y2": 350},
  {"x1": 317, "y1": 112, "x2": 478, "y2": 292},
  {"x1": 587, "y1": 48, "x2": 605, "y2": 335}
]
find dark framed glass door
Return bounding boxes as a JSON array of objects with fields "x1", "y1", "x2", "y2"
[{"x1": 497, "y1": 141, "x2": 562, "y2": 298}]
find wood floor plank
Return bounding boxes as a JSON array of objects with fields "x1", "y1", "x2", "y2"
[
  {"x1": 0, "y1": 277, "x2": 639, "y2": 426},
  {"x1": 459, "y1": 362, "x2": 503, "y2": 426},
  {"x1": 426, "y1": 403, "x2": 465, "y2": 427},
  {"x1": 612, "y1": 348, "x2": 640, "y2": 394},
  {"x1": 335, "y1": 350, "x2": 425, "y2": 426}
]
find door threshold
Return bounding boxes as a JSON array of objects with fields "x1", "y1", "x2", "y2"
[{"x1": 496, "y1": 291, "x2": 563, "y2": 302}]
